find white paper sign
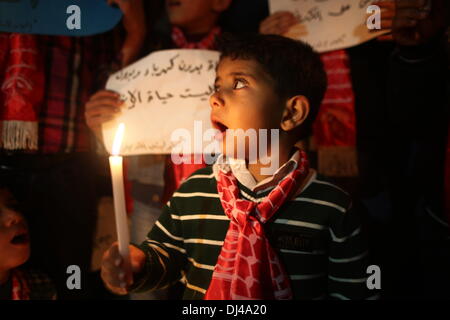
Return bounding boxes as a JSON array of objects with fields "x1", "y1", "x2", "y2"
[
  {"x1": 103, "y1": 49, "x2": 220, "y2": 155},
  {"x1": 269, "y1": 0, "x2": 389, "y2": 53}
]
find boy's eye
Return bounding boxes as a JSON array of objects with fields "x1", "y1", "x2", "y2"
[
  {"x1": 213, "y1": 84, "x2": 220, "y2": 93},
  {"x1": 233, "y1": 79, "x2": 247, "y2": 90}
]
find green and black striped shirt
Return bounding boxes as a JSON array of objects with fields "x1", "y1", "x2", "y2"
[{"x1": 131, "y1": 166, "x2": 375, "y2": 300}]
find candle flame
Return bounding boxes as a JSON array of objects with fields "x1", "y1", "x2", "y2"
[{"x1": 112, "y1": 123, "x2": 125, "y2": 156}]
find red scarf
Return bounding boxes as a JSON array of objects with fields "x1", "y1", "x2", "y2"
[
  {"x1": 313, "y1": 50, "x2": 358, "y2": 177},
  {"x1": 0, "y1": 33, "x2": 44, "y2": 151},
  {"x1": 162, "y1": 27, "x2": 221, "y2": 204},
  {"x1": 10, "y1": 269, "x2": 30, "y2": 300},
  {"x1": 171, "y1": 26, "x2": 221, "y2": 50},
  {"x1": 204, "y1": 151, "x2": 310, "y2": 300}
]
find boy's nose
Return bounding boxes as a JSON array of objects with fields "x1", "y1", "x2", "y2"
[{"x1": 209, "y1": 91, "x2": 224, "y2": 109}]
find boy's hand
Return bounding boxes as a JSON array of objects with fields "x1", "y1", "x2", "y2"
[
  {"x1": 84, "y1": 90, "x2": 125, "y2": 141},
  {"x1": 100, "y1": 242, "x2": 146, "y2": 295},
  {"x1": 260, "y1": 11, "x2": 299, "y2": 36}
]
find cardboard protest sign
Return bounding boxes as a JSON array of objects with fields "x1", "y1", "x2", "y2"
[
  {"x1": 269, "y1": 0, "x2": 389, "y2": 53},
  {"x1": 103, "y1": 49, "x2": 220, "y2": 156},
  {"x1": 0, "y1": 0, "x2": 122, "y2": 36}
]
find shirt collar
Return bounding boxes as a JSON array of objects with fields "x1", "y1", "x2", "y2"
[{"x1": 212, "y1": 150, "x2": 301, "y2": 194}]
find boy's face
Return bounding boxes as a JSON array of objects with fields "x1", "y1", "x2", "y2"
[
  {"x1": 210, "y1": 57, "x2": 284, "y2": 159},
  {"x1": 0, "y1": 190, "x2": 30, "y2": 273},
  {"x1": 166, "y1": 0, "x2": 220, "y2": 30}
]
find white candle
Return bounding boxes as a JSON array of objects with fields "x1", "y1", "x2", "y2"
[{"x1": 108, "y1": 123, "x2": 131, "y2": 268}]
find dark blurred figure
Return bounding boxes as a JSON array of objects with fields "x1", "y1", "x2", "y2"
[
  {"x1": 145, "y1": 0, "x2": 268, "y2": 52},
  {"x1": 386, "y1": 0, "x2": 449, "y2": 299},
  {"x1": 0, "y1": 0, "x2": 146, "y2": 299}
]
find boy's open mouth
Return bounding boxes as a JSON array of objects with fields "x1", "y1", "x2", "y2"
[
  {"x1": 10, "y1": 231, "x2": 29, "y2": 245},
  {"x1": 211, "y1": 118, "x2": 228, "y2": 142}
]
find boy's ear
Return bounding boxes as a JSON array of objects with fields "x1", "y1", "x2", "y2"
[
  {"x1": 212, "y1": 0, "x2": 232, "y2": 13},
  {"x1": 280, "y1": 95, "x2": 310, "y2": 132}
]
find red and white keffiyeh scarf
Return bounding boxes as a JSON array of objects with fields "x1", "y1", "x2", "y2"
[
  {"x1": 0, "y1": 33, "x2": 44, "y2": 150},
  {"x1": 313, "y1": 49, "x2": 358, "y2": 177},
  {"x1": 204, "y1": 150, "x2": 310, "y2": 300},
  {"x1": 10, "y1": 269, "x2": 30, "y2": 300}
]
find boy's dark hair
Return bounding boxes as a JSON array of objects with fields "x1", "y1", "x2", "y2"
[{"x1": 216, "y1": 33, "x2": 327, "y2": 137}]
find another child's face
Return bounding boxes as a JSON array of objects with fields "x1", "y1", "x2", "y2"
[
  {"x1": 166, "y1": 0, "x2": 216, "y2": 28},
  {"x1": 210, "y1": 57, "x2": 284, "y2": 159},
  {"x1": 0, "y1": 190, "x2": 30, "y2": 272}
]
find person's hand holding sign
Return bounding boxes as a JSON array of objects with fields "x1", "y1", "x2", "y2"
[
  {"x1": 108, "y1": 0, "x2": 147, "y2": 67},
  {"x1": 259, "y1": 11, "x2": 309, "y2": 40},
  {"x1": 259, "y1": 11, "x2": 300, "y2": 35},
  {"x1": 373, "y1": 0, "x2": 396, "y2": 41},
  {"x1": 85, "y1": 90, "x2": 125, "y2": 141}
]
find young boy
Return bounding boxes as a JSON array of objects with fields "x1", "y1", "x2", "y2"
[
  {"x1": 0, "y1": 187, "x2": 56, "y2": 300},
  {"x1": 101, "y1": 33, "x2": 373, "y2": 300}
]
